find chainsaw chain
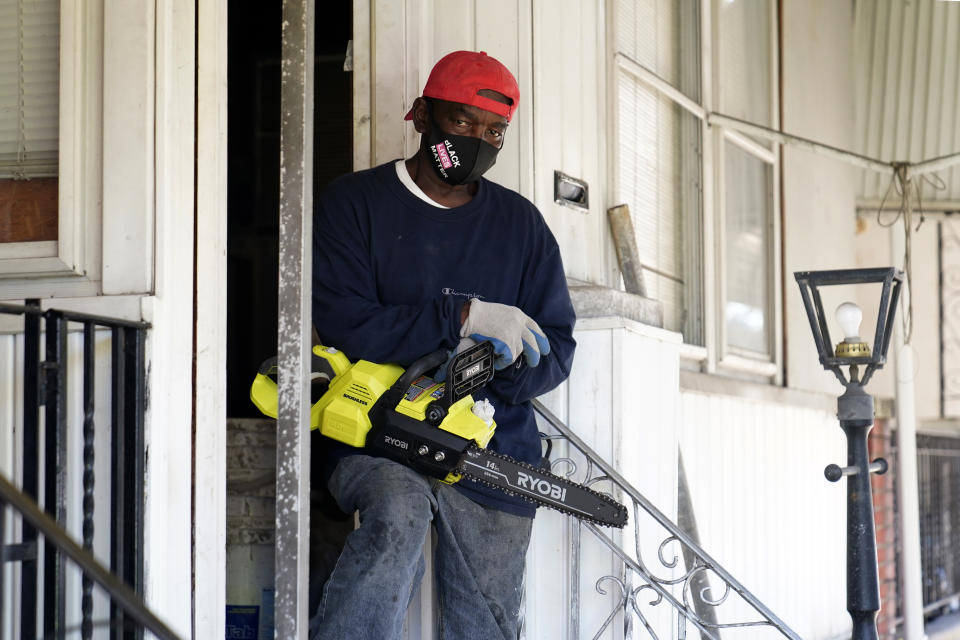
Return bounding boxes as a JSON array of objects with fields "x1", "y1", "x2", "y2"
[{"x1": 456, "y1": 443, "x2": 627, "y2": 528}]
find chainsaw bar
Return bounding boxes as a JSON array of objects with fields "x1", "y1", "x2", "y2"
[{"x1": 457, "y1": 443, "x2": 628, "y2": 528}]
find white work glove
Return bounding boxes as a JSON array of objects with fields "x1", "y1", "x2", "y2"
[
  {"x1": 434, "y1": 336, "x2": 476, "y2": 382},
  {"x1": 460, "y1": 299, "x2": 551, "y2": 370}
]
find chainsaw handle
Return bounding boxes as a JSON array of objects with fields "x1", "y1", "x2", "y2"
[{"x1": 379, "y1": 349, "x2": 449, "y2": 409}]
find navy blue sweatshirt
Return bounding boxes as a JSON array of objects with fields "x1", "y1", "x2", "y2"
[{"x1": 312, "y1": 161, "x2": 576, "y2": 517}]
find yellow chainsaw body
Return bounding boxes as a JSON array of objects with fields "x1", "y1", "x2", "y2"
[{"x1": 250, "y1": 345, "x2": 497, "y2": 481}]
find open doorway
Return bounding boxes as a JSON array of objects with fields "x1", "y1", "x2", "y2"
[
  {"x1": 225, "y1": 3, "x2": 353, "y2": 636},
  {"x1": 227, "y1": 4, "x2": 353, "y2": 417}
]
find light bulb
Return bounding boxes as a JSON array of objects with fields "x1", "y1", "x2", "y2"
[{"x1": 835, "y1": 301, "x2": 863, "y2": 342}]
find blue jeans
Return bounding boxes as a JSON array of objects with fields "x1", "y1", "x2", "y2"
[{"x1": 309, "y1": 454, "x2": 533, "y2": 640}]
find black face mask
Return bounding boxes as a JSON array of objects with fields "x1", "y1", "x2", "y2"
[{"x1": 422, "y1": 108, "x2": 501, "y2": 185}]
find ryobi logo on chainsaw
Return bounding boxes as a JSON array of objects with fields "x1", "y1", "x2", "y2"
[
  {"x1": 517, "y1": 471, "x2": 567, "y2": 502},
  {"x1": 463, "y1": 363, "x2": 482, "y2": 379},
  {"x1": 384, "y1": 435, "x2": 409, "y2": 450}
]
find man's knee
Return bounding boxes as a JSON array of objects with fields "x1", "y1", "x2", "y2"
[
  {"x1": 329, "y1": 455, "x2": 436, "y2": 551},
  {"x1": 330, "y1": 456, "x2": 431, "y2": 508}
]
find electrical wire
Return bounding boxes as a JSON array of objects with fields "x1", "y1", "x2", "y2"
[{"x1": 885, "y1": 164, "x2": 947, "y2": 345}]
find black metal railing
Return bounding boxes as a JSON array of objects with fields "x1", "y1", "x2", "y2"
[
  {"x1": 917, "y1": 432, "x2": 960, "y2": 616},
  {"x1": 0, "y1": 300, "x2": 163, "y2": 640},
  {"x1": 0, "y1": 472, "x2": 181, "y2": 639}
]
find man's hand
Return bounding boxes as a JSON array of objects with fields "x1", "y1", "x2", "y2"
[
  {"x1": 434, "y1": 336, "x2": 476, "y2": 382},
  {"x1": 460, "y1": 299, "x2": 550, "y2": 370}
]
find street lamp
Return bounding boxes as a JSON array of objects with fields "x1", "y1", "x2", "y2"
[{"x1": 794, "y1": 267, "x2": 904, "y2": 640}]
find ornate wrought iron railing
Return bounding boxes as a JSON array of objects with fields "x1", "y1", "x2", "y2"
[
  {"x1": 0, "y1": 301, "x2": 160, "y2": 640},
  {"x1": 533, "y1": 400, "x2": 802, "y2": 640}
]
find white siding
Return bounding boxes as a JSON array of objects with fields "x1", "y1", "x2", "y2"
[
  {"x1": 527, "y1": 318, "x2": 682, "y2": 639},
  {"x1": 678, "y1": 390, "x2": 849, "y2": 639},
  {"x1": 531, "y1": 0, "x2": 614, "y2": 286}
]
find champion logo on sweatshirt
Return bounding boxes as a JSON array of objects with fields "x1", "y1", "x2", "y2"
[{"x1": 442, "y1": 287, "x2": 484, "y2": 299}]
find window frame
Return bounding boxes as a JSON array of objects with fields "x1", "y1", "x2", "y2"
[
  {"x1": 0, "y1": 0, "x2": 156, "y2": 300},
  {"x1": 710, "y1": 0, "x2": 782, "y2": 382},
  {"x1": 0, "y1": 0, "x2": 101, "y2": 286},
  {"x1": 609, "y1": 0, "x2": 782, "y2": 383}
]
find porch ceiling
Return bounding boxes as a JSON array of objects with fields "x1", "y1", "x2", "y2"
[{"x1": 854, "y1": 0, "x2": 960, "y2": 205}]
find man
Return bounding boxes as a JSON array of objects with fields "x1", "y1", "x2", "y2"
[{"x1": 310, "y1": 50, "x2": 576, "y2": 640}]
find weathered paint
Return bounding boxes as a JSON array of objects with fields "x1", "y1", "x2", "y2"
[{"x1": 274, "y1": 0, "x2": 315, "y2": 637}]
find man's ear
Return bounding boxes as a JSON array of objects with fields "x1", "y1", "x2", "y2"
[{"x1": 411, "y1": 97, "x2": 429, "y2": 134}]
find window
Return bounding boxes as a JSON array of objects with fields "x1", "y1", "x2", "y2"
[
  {"x1": 716, "y1": 0, "x2": 772, "y2": 129},
  {"x1": 614, "y1": 0, "x2": 703, "y2": 344},
  {"x1": 0, "y1": 0, "x2": 59, "y2": 244},
  {"x1": 0, "y1": 0, "x2": 91, "y2": 286},
  {"x1": 722, "y1": 140, "x2": 772, "y2": 355},
  {"x1": 612, "y1": 0, "x2": 780, "y2": 378}
]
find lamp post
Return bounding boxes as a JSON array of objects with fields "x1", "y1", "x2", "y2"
[{"x1": 794, "y1": 267, "x2": 904, "y2": 640}]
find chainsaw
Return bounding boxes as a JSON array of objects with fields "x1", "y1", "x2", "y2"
[{"x1": 250, "y1": 340, "x2": 627, "y2": 528}]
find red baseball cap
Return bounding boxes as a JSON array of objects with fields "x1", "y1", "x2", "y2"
[{"x1": 404, "y1": 50, "x2": 520, "y2": 122}]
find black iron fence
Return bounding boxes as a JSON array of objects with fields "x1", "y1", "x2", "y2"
[
  {"x1": 918, "y1": 432, "x2": 960, "y2": 616},
  {"x1": 0, "y1": 301, "x2": 174, "y2": 639}
]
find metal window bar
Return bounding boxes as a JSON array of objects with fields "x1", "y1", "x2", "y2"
[
  {"x1": 43, "y1": 310, "x2": 68, "y2": 635},
  {"x1": 532, "y1": 399, "x2": 802, "y2": 639},
  {"x1": 0, "y1": 302, "x2": 151, "y2": 640},
  {"x1": 916, "y1": 433, "x2": 960, "y2": 616}
]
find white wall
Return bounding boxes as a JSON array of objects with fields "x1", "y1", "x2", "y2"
[
  {"x1": 529, "y1": 318, "x2": 682, "y2": 639},
  {"x1": 530, "y1": 0, "x2": 617, "y2": 286},
  {"x1": 780, "y1": 0, "x2": 863, "y2": 397},
  {"x1": 853, "y1": 214, "x2": 944, "y2": 420},
  {"x1": 678, "y1": 386, "x2": 849, "y2": 639}
]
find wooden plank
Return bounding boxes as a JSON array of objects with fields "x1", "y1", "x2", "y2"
[
  {"x1": 606, "y1": 204, "x2": 647, "y2": 297},
  {"x1": 0, "y1": 179, "x2": 58, "y2": 244}
]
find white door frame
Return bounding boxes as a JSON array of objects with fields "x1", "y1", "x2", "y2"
[{"x1": 193, "y1": 0, "x2": 229, "y2": 636}]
